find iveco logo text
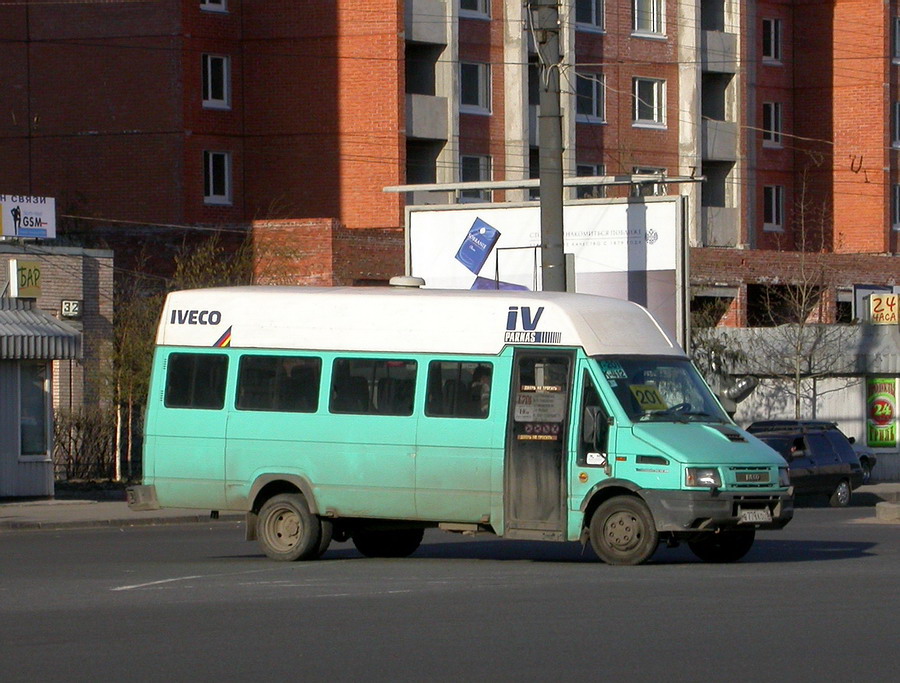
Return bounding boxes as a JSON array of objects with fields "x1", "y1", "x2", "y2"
[
  {"x1": 170, "y1": 309, "x2": 222, "y2": 325},
  {"x1": 504, "y1": 306, "x2": 562, "y2": 344}
]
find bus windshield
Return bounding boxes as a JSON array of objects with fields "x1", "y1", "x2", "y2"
[{"x1": 594, "y1": 356, "x2": 730, "y2": 424}]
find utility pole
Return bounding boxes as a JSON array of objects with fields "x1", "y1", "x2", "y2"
[{"x1": 530, "y1": 0, "x2": 566, "y2": 292}]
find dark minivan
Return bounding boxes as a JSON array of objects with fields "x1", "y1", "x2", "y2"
[{"x1": 748, "y1": 421, "x2": 864, "y2": 507}]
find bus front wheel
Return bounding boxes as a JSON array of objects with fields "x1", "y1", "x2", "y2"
[
  {"x1": 589, "y1": 496, "x2": 659, "y2": 565},
  {"x1": 257, "y1": 493, "x2": 322, "y2": 561}
]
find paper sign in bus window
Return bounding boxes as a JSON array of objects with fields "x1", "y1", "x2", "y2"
[
  {"x1": 629, "y1": 384, "x2": 667, "y2": 411},
  {"x1": 455, "y1": 218, "x2": 500, "y2": 275}
]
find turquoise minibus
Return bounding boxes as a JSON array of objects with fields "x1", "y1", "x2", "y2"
[{"x1": 128, "y1": 286, "x2": 793, "y2": 564}]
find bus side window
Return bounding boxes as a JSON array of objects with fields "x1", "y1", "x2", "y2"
[
  {"x1": 236, "y1": 355, "x2": 321, "y2": 413},
  {"x1": 165, "y1": 353, "x2": 228, "y2": 410},
  {"x1": 425, "y1": 361, "x2": 492, "y2": 419},
  {"x1": 330, "y1": 358, "x2": 416, "y2": 415}
]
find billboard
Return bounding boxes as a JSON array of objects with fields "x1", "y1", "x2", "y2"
[
  {"x1": 407, "y1": 198, "x2": 685, "y2": 342},
  {"x1": 0, "y1": 195, "x2": 56, "y2": 239}
]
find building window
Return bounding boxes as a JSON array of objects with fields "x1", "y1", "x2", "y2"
[
  {"x1": 894, "y1": 17, "x2": 900, "y2": 61},
  {"x1": 893, "y1": 185, "x2": 900, "y2": 230},
  {"x1": 576, "y1": 0, "x2": 604, "y2": 31},
  {"x1": 763, "y1": 185, "x2": 784, "y2": 231},
  {"x1": 762, "y1": 102, "x2": 782, "y2": 146},
  {"x1": 200, "y1": 0, "x2": 227, "y2": 12},
  {"x1": 633, "y1": 0, "x2": 664, "y2": 35},
  {"x1": 460, "y1": 154, "x2": 492, "y2": 202},
  {"x1": 19, "y1": 362, "x2": 49, "y2": 457},
  {"x1": 762, "y1": 18, "x2": 781, "y2": 62},
  {"x1": 202, "y1": 54, "x2": 230, "y2": 109},
  {"x1": 460, "y1": 0, "x2": 490, "y2": 18},
  {"x1": 894, "y1": 102, "x2": 900, "y2": 147},
  {"x1": 632, "y1": 166, "x2": 666, "y2": 197},
  {"x1": 203, "y1": 150, "x2": 232, "y2": 205},
  {"x1": 460, "y1": 62, "x2": 491, "y2": 114},
  {"x1": 633, "y1": 78, "x2": 665, "y2": 127},
  {"x1": 575, "y1": 72, "x2": 605, "y2": 123},
  {"x1": 576, "y1": 163, "x2": 607, "y2": 199}
]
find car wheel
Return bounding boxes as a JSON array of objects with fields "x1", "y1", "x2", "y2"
[
  {"x1": 860, "y1": 461, "x2": 872, "y2": 485},
  {"x1": 256, "y1": 493, "x2": 322, "y2": 561},
  {"x1": 589, "y1": 496, "x2": 659, "y2": 565},
  {"x1": 352, "y1": 528, "x2": 424, "y2": 558},
  {"x1": 829, "y1": 480, "x2": 851, "y2": 508},
  {"x1": 688, "y1": 529, "x2": 756, "y2": 563}
]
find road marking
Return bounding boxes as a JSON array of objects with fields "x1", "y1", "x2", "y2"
[{"x1": 111, "y1": 575, "x2": 204, "y2": 591}]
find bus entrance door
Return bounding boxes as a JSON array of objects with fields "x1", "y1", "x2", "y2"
[{"x1": 503, "y1": 351, "x2": 573, "y2": 540}]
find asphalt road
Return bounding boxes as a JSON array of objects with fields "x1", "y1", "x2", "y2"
[{"x1": 1, "y1": 507, "x2": 898, "y2": 682}]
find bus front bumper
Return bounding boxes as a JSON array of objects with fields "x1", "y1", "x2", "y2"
[{"x1": 642, "y1": 488, "x2": 793, "y2": 532}]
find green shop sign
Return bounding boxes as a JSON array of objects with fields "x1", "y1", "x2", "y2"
[{"x1": 866, "y1": 377, "x2": 898, "y2": 448}]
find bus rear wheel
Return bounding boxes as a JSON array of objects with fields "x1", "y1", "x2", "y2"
[
  {"x1": 688, "y1": 529, "x2": 755, "y2": 563},
  {"x1": 257, "y1": 493, "x2": 322, "y2": 561},
  {"x1": 352, "y1": 528, "x2": 424, "y2": 558},
  {"x1": 589, "y1": 496, "x2": 659, "y2": 565}
]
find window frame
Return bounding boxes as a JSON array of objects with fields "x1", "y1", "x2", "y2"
[
  {"x1": 235, "y1": 354, "x2": 322, "y2": 413},
  {"x1": 763, "y1": 185, "x2": 785, "y2": 231},
  {"x1": 200, "y1": 0, "x2": 228, "y2": 13},
  {"x1": 425, "y1": 360, "x2": 494, "y2": 419},
  {"x1": 575, "y1": 0, "x2": 605, "y2": 32},
  {"x1": 632, "y1": 0, "x2": 664, "y2": 37},
  {"x1": 203, "y1": 150, "x2": 232, "y2": 205},
  {"x1": 632, "y1": 165, "x2": 666, "y2": 197},
  {"x1": 459, "y1": 0, "x2": 490, "y2": 19},
  {"x1": 329, "y1": 357, "x2": 418, "y2": 416},
  {"x1": 18, "y1": 361, "x2": 50, "y2": 460},
  {"x1": 892, "y1": 184, "x2": 900, "y2": 230},
  {"x1": 576, "y1": 163, "x2": 607, "y2": 199},
  {"x1": 575, "y1": 72, "x2": 606, "y2": 123},
  {"x1": 632, "y1": 77, "x2": 666, "y2": 128},
  {"x1": 460, "y1": 154, "x2": 492, "y2": 203},
  {"x1": 202, "y1": 53, "x2": 231, "y2": 110},
  {"x1": 460, "y1": 61, "x2": 492, "y2": 115},
  {"x1": 762, "y1": 18, "x2": 782, "y2": 62},
  {"x1": 762, "y1": 102, "x2": 782, "y2": 147}
]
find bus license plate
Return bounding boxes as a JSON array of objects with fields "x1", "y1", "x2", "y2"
[{"x1": 739, "y1": 508, "x2": 772, "y2": 524}]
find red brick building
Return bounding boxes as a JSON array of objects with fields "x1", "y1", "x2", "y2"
[{"x1": 1, "y1": 0, "x2": 899, "y2": 319}]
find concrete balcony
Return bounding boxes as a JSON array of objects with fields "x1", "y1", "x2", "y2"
[
  {"x1": 701, "y1": 30, "x2": 737, "y2": 74},
  {"x1": 702, "y1": 119, "x2": 737, "y2": 161},
  {"x1": 702, "y1": 207, "x2": 739, "y2": 247},
  {"x1": 405, "y1": 0, "x2": 447, "y2": 44},
  {"x1": 406, "y1": 93, "x2": 448, "y2": 140}
]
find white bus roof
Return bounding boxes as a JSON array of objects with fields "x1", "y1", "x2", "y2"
[{"x1": 156, "y1": 286, "x2": 683, "y2": 357}]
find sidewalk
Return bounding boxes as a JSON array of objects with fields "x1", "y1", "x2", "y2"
[{"x1": 2, "y1": 483, "x2": 900, "y2": 532}]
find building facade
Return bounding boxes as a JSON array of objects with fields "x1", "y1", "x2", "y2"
[{"x1": 0, "y1": 0, "x2": 898, "y2": 310}]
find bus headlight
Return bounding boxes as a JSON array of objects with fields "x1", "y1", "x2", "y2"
[
  {"x1": 778, "y1": 467, "x2": 791, "y2": 487},
  {"x1": 685, "y1": 467, "x2": 722, "y2": 488}
]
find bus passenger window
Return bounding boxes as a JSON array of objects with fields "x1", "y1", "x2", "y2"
[
  {"x1": 236, "y1": 355, "x2": 321, "y2": 413},
  {"x1": 330, "y1": 358, "x2": 417, "y2": 416},
  {"x1": 425, "y1": 361, "x2": 492, "y2": 419},
  {"x1": 165, "y1": 353, "x2": 228, "y2": 410}
]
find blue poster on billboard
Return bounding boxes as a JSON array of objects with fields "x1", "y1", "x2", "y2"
[
  {"x1": 454, "y1": 218, "x2": 501, "y2": 275},
  {"x1": 0, "y1": 195, "x2": 57, "y2": 239}
]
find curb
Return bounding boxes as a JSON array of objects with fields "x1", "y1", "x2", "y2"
[
  {"x1": 0, "y1": 514, "x2": 244, "y2": 533},
  {"x1": 875, "y1": 502, "x2": 900, "y2": 523}
]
